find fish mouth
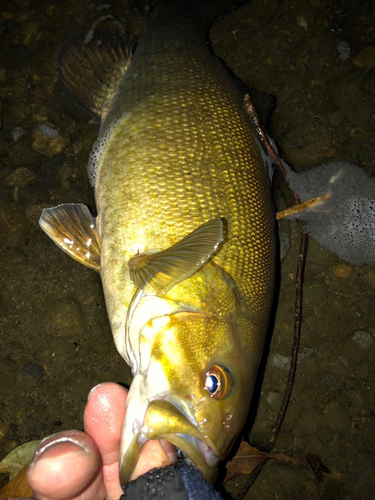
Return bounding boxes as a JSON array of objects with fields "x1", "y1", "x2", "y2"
[
  {"x1": 119, "y1": 399, "x2": 220, "y2": 487},
  {"x1": 175, "y1": 433, "x2": 219, "y2": 468}
]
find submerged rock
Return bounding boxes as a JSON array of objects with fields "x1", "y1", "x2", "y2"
[{"x1": 31, "y1": 122, "x2": 70, "y2": 158}]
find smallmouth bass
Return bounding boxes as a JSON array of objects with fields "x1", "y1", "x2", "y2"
[{"x1": 39, "y1": 0, "x2": 275, "y2": 486}]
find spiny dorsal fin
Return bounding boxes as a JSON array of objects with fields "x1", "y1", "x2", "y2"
[
  {"x1": 128, "y1": 218, "x2": 224, "y2": 295},
  {"x1": 39, "y1": 203, "x2": 100, "y2": 272},
  {"x1": 58, "y1": 28, "x2": 135, "y2": 122}
]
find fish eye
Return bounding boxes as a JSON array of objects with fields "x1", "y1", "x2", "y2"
[{"x1": 204, "y1": 365, "x2": 232, "y2": 399}]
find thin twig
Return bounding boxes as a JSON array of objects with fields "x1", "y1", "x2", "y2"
[
  {"x1": 265, "y1": 229, "x2": 308, "y2": 452},
  {"x1": 235, "y1": 96, "x2": 309, "y2": 500}
]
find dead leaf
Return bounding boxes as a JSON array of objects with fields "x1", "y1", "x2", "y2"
[
  {"x1": 224, "y1": 441, "x2": 299, "y2": 483},
  {"x1": 0, "y1": 465, "x2": 33, "y2": 498},
  {"x1": 0, "y1": 440, "x2": 40, "y2": 479}
]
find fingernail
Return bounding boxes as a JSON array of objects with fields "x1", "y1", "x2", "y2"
[
  {"x1": 160, "y1": 438, "x2": 177, "y2": 463},
  {"x1": 29, "y1": 435, "x2": 88, "y2": 468},
  {"x1": 88, "y1": 383, "x2": 103, "y2": 400}
]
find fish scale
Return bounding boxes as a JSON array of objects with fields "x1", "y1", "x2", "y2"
[{"x1": 97, "y1": 28, "x2": 274, "y2": 322}]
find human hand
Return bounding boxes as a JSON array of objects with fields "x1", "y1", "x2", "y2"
[{"x1": 27, "y1": 382, "x2": 174, "y2": 500}]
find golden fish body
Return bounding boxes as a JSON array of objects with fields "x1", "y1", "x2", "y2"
[{"x1": 40, "y1": 0, "x2": 275, "y2": 486}]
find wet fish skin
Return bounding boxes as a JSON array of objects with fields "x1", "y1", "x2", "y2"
[{"x1": 39, "y1": 0, "x2": 275, "y2": 486}]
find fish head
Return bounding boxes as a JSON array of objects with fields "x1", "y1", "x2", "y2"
[{"x1": 120, "y1": 263, "x2": 255, "y2": 485}]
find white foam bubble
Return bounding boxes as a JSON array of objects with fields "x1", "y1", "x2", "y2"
[
  {"x1": 87, "y1": 118, "x2": 120, "y2": 187},
  {"x1": 284, "y1": 161, "x2": 375, "y2": 265}
]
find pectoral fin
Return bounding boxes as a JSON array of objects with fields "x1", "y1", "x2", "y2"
[
  {"x1": 39, "y1": 203, "x2": 100, "y2": 272},
  {"x1": 129, "y1": 218, "x2": 224, "y2": 295}
]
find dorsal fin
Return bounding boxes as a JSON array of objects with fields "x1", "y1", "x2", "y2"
[
  {"x1": 58, "y1": 28, "x2": 135, "y2": 122},
  {"x1": 39, "y1": 203, "x2": 100, "y2": 272},
  {"x1": 128, "y1": 218, "x2": 224, "y2": 295}
]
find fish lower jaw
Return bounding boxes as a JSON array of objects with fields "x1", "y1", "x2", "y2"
[
  {"x1": 120, "y1": 399, "x2": 221, "y2": 485},
  {"x1": 158, "y1": 432, "x2": 220, "y2": 484},
  {"x1": 175, "y1": 433, "x2": 220, "y2": 468},
  {"x1": 135, "y1": 417, "x2": 220, "y2": 469}
]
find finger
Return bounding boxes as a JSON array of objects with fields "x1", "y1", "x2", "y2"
[
  {"x1": 84, "y1": 383, "x2": 127, "y2": 500},
  {"x1": 27, "y1": 430, "x2": 105, "y2": 500},
  {"x1": 84, "y1": 383, "x2": 174, "y2": 497},
  {"x1": 130, "y1": 439, "x2": 174, "y2": 481}
]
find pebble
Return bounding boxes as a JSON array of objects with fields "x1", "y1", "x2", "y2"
[
  {"x1": 264, "y1": 391, "x2": 280, "y2": 409},
  {"x1": 337, "y1": 40, "x2": 351, "y2": 61},
  {"x1": 326, "y1": 109, "x2": 346, "y2": 127},
  {"x1": 11, "y1": 126, "x2": 26, "y2": 142},
  {"x1": 4, "y1": 167, "x2": 36, "y2": 200},
  {"x1": 346, "y1": 388, "x2": 366, "y2": 415},
  {"x1": 31, "y1": 122, "x2": 70, "y2": 158},
  {"x1": 21, "y1": 362, "x2": 44, "y2": 387},
  {"x1": 268, "y1": 347, "x2": 314, "y2": 370},
  {"x1": 352, "y1": 330, "x2": 374, "y2": 349},
  {"x1": 328, "y1": 77, "x2": 369, "y2": 124},
  {"x1": 333, "y1": 263, "x2": 352, "y2": 279},
  {"x1": 352, "y1": 46, "x2": 375, "y2": 68},
  {"x1": 268, "y1": 352, "x2": 290, "y2": 370}
]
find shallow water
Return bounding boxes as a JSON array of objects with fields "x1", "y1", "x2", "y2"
[{"x1": 0, "y1": 0, "x2": 374, "y2": 498}]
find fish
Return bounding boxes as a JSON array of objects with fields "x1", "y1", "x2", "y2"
[{"x1": 39, "y1": 0, "x2": 276, "y2": 486}]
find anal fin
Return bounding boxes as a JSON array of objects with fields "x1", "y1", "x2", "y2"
[{"x1": 39, "y1": 203, "x2": 100, "y2": 272}]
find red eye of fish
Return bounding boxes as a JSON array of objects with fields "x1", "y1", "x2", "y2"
[{"x1": 204, "y1": 365, "x2": 232, "y2": 399}]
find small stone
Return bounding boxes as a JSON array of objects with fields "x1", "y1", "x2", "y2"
[
  {"x1": 326, "y1": 109, "x2": 346, "y2": 127},
  {"x1": 352, "y1": 330, "x2": 374, "y2": 349},
  {"x1": 337, "y1": 40, "x2": 351, "y2": 61},
  {"x1": 333, "y1": 263, "x2": 352, "y2": 279},
  {"x1": 4, "y1": 167, "x2": 36, "y2": 200},
  {"x1": 15, "y1": 410, "x2": 26, "y2": 425},
  {"x1": 265, "y1": 391, "x2": 280, "y2": 408},
  {"x1": 31, "y1": 122, "x2": 70, "y2": 158},
  {"x1": 11, "y1": 126, "x2": 26, "y2": 142},
  {"x1": 268, "y1": 352, "x2": 290, "y2": 370},
  {"x1": 352, "y1": 46, "x2": 375, "y2": 68},
  {"x1": 21, "y1": 362, "x2": 44, "y2": 387},
  {"x1": 325, "y1": 146, "x2": 337, "y2": 158}
]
